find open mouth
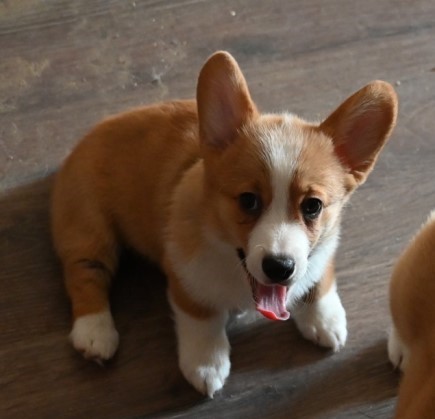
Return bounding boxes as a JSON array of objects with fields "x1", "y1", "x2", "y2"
[{"x1": 237, "y1": 248, "x2": 290, "y2": 321}]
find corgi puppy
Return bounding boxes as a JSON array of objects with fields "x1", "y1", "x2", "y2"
[
  {"x1": 52, "y1": 51, "x2": 397, "y2": 397},
  {"x1": 388, "y1": 211, "x2": 435, "y2": 418}
]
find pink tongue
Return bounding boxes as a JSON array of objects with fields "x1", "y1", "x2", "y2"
[{"x1": 255, "y1": 283, "x2": 290, "y2": 321}]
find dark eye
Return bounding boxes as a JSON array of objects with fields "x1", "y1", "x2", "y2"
[
  {"x1": 301, "y1": 198, "x2": 323, "y2": 220},
  {"x1": 239, "y1": 192, "x2": 262, "y2": 214}
]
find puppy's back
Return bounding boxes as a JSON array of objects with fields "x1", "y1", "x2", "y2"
[{"x1": 52, "y1": 100, "x2": 199, "y2": 263}]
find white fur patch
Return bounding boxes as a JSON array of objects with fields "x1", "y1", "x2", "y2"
[
  {"x1": 388, "y1": 326, "x2": 409, "y2": 371},
  {"x1": 167, "y1": 232, "x2": 253, "y2": 312},
  {"x1": 170, "y1": 295, "x2": 230, "y2": 398},
  {"x1": 292, "y1": 284, "x2": 347, "y2": 351},
  {"x1": 246, "y1": 115, "x2": 309, "y2": 285},
  {"x1": 254, "y1": 113, "x2": 303, "y2": 169},
  {"x1": 70, "y1": 311, "x2": 119, "y2": 362}
]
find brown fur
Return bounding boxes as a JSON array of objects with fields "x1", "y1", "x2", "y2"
[
  {"x1": 390, "y1": 213, "x2": 435, "y2": 418},
  {"x1": 52, "y1": 51, "x2": 398, "y2": 371},
  {"x1": 52, "y1": 101, "x2": 202, "y2": 320}
]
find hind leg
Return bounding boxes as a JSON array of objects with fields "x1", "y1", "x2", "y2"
[
  {"x1": 53, "y1": 200, "x2": 120, "y2": 362},
  {"x1": 66, "y1": 257, "x2": 119, "y2": 363}
]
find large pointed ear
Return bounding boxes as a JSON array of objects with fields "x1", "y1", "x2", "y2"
[
  {"x1": 197, "y1": 51, "x2": 258, "y2": 149},
  {"x1": 319, "y1": 81, "x2": 398, "y2": 189}
]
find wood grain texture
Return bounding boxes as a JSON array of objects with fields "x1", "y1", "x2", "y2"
[{"x1": 1, "y1": 0, "x2": 435, "y2": 417}]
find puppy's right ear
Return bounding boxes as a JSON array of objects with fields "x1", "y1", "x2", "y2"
[
  {"x1": 197, "y1": 51, "x2": 257, "y2": 150},
  {"x1": 320, "y1": 81, "x2": 398, "y2": 190}
]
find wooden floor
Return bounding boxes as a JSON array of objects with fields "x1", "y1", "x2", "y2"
[{"x1": 1, "y1": 1, "x2": 435, "y2": 418}]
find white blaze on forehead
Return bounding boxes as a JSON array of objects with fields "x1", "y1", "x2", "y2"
[
  {"x1": 254, "y1": 113, "x2": 304, "y2": 188},
  {"x1": 252, "y1": 113, "x2": 304, "y2": 225},
  {"x1": 245, "y1": 114, "x2": 310, "y2": 284}
]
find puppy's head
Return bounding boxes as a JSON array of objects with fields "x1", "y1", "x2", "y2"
[{"x1": 197, "y1": 51, "x2": 398, "y2": 320}]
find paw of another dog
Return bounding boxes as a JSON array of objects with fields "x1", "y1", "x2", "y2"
[
  {"x1": 388, "y1": 327, "x2": 409, "y2": 371},
  {"x1": 293, "y1": 289, "x2": 347, "y2": 352},
  {"x1": 179, "y1": 340, "x2": 230, "y2": 398},
  {"x1": 70, "y1": 311, "x2": 119, "y2": 364}
]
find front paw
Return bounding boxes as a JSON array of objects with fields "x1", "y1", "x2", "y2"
[
  {"x1": 180, "y1": 348, "x2": 230, "y2": 398},
  {"x1": 70, "y1": 311, "x2": 119, "y2": 364},
  {"x1": 293, "y1": 289, "x2": 347, "y2": 352},
  {"x1": 170, "y1": 293, "x2": 231, "y2": 397}
]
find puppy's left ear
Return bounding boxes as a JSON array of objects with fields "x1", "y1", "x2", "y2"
[{"x1": 320, "y1": 81, "x2": 398, "y2": 190}]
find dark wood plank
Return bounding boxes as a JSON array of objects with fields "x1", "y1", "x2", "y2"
[{"x1": 1, "y1": 0, "x2": 435, "y2": 417}]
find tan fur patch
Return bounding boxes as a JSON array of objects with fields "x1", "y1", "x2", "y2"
[
  {"x1": 165, "y1": 261, "x2": 216, "y2": 319},
  {"x1": 200, "y1": 117, "x2": 274, "y2": 251},
  {"x1": 288, "y1": 123, "x2": 347, "y2": 251},
  {"x1": 65, "y1": 262, "x2": 112, "y2": 320},
  {"x1": 390, "y1": 213, "x2": 435, "y2": 418},
  {"x1": 303, "y1": 260, "x2": 336, "y2": 303}
]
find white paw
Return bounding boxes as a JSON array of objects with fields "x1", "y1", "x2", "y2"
[
  {"x1": 388, "y1": 327, "x2": 409, "y2": 371},
  {"x1": 293, "y1": 288, "x2": 347, "y2": 352},
  {"x1": 170, "y1": 299, "x2": 230, "y2": 398},
  {"x1": 70, "y1": 311, "x2": 119, "y2": 363},
  {"x1": 180, "y1": 349, "x2": 230, "y2": 398}
]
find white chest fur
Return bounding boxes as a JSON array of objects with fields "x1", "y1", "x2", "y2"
[{"x1": 166, "y1": 233, "x2": 254, "y2": 313}]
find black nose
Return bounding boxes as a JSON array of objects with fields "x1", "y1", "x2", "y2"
[{"x1": 262, "y1": 255, "x2": 295, "y2": 283}]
